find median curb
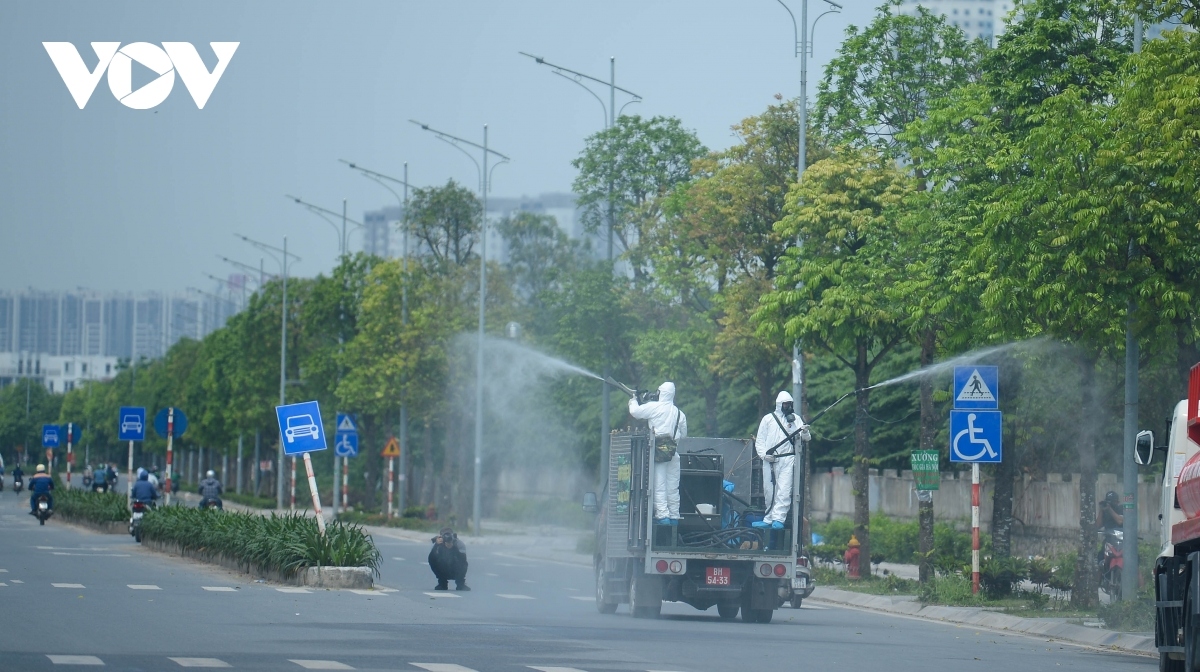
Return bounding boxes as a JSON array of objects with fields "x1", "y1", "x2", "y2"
[
  {"x1": 809, "y1": 587, "x2": 1155, "y2": 655},
  {"x1": 140, "y1": 538, "x2": 373, "y2": 589},
  {"x1": 58, "y1": 515, "x2": 126, "y2": 535}
]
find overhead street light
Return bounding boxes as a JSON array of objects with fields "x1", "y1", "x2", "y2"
[
  {"x1": 341, "y1": 158, "x2": 422, "y2": 517},
  {"x1": 286, "y1": 195, "x2": 365, "y2": 258},
  {"x1": 521, "y1": 51, "x2": 644, "y2": 485},
  {"x1": 235, "y1": 233, "x2": 300, "y2": 510},
  {"x1": 410, "y1": 119, "x2": 510, "y2": 537}
]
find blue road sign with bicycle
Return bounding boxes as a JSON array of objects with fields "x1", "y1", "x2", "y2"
[
  {"x1": 118, "y1": 407, "x2": 146, "y2": 442},
  {"x1": 275, "y1": 401, "x2": 327, "y2": 455},
  {"x1": 42, "y1": 424, "x2": 60, "y2": 448},
  {"x1": 949, "y1": 410, "x2": 1002, "y2": 463}
]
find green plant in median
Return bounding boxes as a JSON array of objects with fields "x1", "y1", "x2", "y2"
[
  {"x1": 141, "y1": 507, "x2": 381, "y2": 577},
  {"x1": 980, "y1": 555, "x2": 1028, "y2": 598},
  {"x1": 54, "y1": 486, "x2": 129, "y2": 523}
]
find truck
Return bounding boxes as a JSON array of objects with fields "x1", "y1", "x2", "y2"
[
  {"x1": 583, "y1": 429, "x2": 814, "y2": 623},
  {"x1": 1146, "y1": 365, "x2": 1200, "y2": 671}
]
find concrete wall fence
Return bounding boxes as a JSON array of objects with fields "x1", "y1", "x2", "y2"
[{"x1": 809, "y1": 468, "x2": 1163, "y2": 556}]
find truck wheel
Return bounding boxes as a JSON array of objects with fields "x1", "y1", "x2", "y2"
[
  {"x1": 596, "y1": 566, "x2": 618, "y2": 615},
  {"x1": 757, "y1": 609, "x2": 773, "y2": 624},
  {"x1": 1161, "y1": 652, "x2": 1184, "y2": 672},
  {"x1": 717, "y1": 602, "x2": 739, "y2": 620}
]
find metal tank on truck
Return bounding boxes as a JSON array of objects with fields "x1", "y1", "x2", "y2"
[{"x1": 1146, "y1": 363, "x2": 1200, "y2": 671}]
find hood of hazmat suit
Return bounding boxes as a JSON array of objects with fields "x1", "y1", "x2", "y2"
[{"x1": 629, "y1": 381, "x2": 687, "y2": 442}]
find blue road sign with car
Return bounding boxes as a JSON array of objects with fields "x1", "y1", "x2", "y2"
[
  {"x1": 949, "y1": 409, "x2": 1002, "y2": 463},
  {"x1": 276, "y1": 401, "x2": 327, "y2": 455},
  {"x1": 42, "y1": 424, "x2": 60, "y2": 448},
  {"x1": 953, "y1": 366, "x2": 999, "y2": 409},
  {"x1": 118, "y1": 407, "x2": 146, "y2": 441}
]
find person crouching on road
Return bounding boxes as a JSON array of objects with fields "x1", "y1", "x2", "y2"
[
  {"x1": 753, "y1": 391, "x2": 810, "y2": 530},
  {"x1": 429, "y1": 527, "x2": 470, "y2": 591},
  {"x1": 198, "y1": 470, "x2": 224, "y2": 509},
  {"x1": 629, "y1": 381, "x2": 687, "y2": 526},
  {"x1": 28, "y1": 464, "x2": 54, "y2": 515}
]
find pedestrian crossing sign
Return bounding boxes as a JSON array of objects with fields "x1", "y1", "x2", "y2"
[
  {"x1": 336, "y1": 413, "x2": 357, "y2": 433},
  {"x1": 953, "y1": 366, "x2": 998, "y2": 409},
  {"x1": 381, "y1": 436, "x2": 400, "y2": 458}
]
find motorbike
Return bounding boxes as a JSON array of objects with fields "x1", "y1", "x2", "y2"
[
  {"x1": 13, "y1": 476, "x2": 23, "y2": 494},
  {"x1": 1099, "y1": 529, "x2": 1124, "y2": 599},
  {"x1": 200, "y1": 498, "x2": 222, "y2": 511},
  {"x1": 34, "y1": 493, "x2": 53, "y2": 526},
  {"x1": 129, "y1": 500, "x2": 152, "y2": 543},
  {"x1": 82, "y1": 473, "x2": 93, "y2": 488}
]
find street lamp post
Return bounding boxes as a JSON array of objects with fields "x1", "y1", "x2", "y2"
[
  {"x1": 521, "y1": 52, "x2": 642, "y2": 486},
  {"x1": 236, "y1": 233, "x2": 300, "y2": 510},
  {"x1": 410, "y1": 120, "x2": 510, "y2": 537},
  {"x1": 341, "y1": 159, "x2": 421, "y2": 517},
  {"x1": 774, "y1": 0, "x2": 841, "y2": 567}
]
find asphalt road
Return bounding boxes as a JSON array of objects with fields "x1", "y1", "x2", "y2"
[{"x1": 0, "y1": 492, "x2": 1156, "y2": 672}]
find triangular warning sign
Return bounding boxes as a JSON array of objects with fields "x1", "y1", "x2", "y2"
[
  {"x1": 381, "y1": 436, "x2": 401, "y2": 457},
  {"x1": 337, "y1": 415, "x2": 356, "y2": 432},
  {"x1": 956, "y1": 370, "x2": 996, "y2": 403}
]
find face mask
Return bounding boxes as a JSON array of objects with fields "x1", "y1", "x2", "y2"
[{"x1": 780, "y1": 401, "x2": 794, "y2": 419}]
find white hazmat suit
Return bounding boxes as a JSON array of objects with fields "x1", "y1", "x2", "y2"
[
  {"x1": 629, "y1": 382, "x2": 687, "y2": 522},
  {"x1": 754, "y1": 391, "x2": 810, "y2": 525}
]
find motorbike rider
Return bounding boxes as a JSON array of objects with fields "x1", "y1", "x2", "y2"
[
  {"x1": 28, "y1": 464, "x2": 54, "y2": 515},
  {"x1": 198, "y1": 470, "x2": 224, "y2": 509},
  {"x1": 13, "y1": 463, "x2": 24, "y2": 485},
  {"x1": 1099, "y1": 490, "x2": 1124, "y2": 531},
  {"x1": 753, "y1": 391, "x2": 811, "y2": 530},
  {"x1": 92, "y1": 465, "x2": 108, "y2": 491},
  {"x1": 628, "y1": 381, "x2": 687, "y2": 526},
  {"x1": 131, "y1": 469, "x2": 158, "y2": 506}
]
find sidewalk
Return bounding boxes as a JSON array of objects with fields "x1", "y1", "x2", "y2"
[{"x1": 809, "y1": 586, "x2": 1155, "y2": 655}]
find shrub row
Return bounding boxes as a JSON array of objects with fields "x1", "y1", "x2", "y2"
[
  {"x1": 140, "y1": 507, "x2": 381, "y2": 577},
  {"x1": 54, "y1": 487, "x2": 130, "y2": 524}
]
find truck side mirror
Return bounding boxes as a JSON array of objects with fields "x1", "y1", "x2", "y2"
[
  {"x1": 582, "y1": 491, "x2": 599, "y2": 514},
  {"x1": 1135, "y1": 430, "x2": 1154, "y2": 466}
]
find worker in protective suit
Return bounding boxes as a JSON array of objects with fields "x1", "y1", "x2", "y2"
[
  {"x1": 753, "y1": 391, "x2": 810, "y2": 529},
  {"x1": 629, "y1": 382, "x2": 687, "y2": 525}
]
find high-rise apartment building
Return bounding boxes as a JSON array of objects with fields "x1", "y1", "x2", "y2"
[{"x1": 900, "y1": 0, "x2": 1013, "y2": 45}]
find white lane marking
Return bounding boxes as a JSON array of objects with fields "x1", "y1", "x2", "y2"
[
  {"x1": 277, "y1": 587, "x2": 311, "y2": 594},
  {"x1": 290, "y1": 661, "x2": 354, "y2": 670},
  {"x1": 47, "y1": 655, "x2": 104, "y2": 665},
  {"x1": 202, "y1": 586, "x2": 237, "y2": 592},
  {"x1": 392, "y1": 557, "x2": 406, "y2": 561},
  {"x1": 529, "y1": 668, "x2": 589, "y2": 672},
  {"x1": 0, "y1": 568, "x2": 7, "y2": 572},
  {"x1": 568, "y1": 596, "x2": 596, "y2": 601},
  {"x1": 0, "y1": 582, "x2": 6, "y2": 587},
  {"x1": 127, "y1": 584, "x2": 160, "y2": 590},
  {"x1": 423, "y1": 592, "x2": 461, "y2": 598},
  {"x1": 496, "y1": 594, "x2": 535, "y2": 600},
  {"x1": 521, "y1": 579, "x2": 536, "y2": 584},
  {"x1": 170, "y1": 658, "x2": 231, "y2": 668},
  {"x1": 11, "y1": 579, "x2": 23, "y2": 584},
  {"x1": 410, "y1": 665, "x2": 478, "y2": 672},
  {"x1": 349, "y1": 589, "x2": 384, "y2": 595},
  {"x1": 485, "y1": 573, "x2": 499, "y2": 577},
  {"x1": 52, "y1": 583, "x2": 85, "y2": 589}
]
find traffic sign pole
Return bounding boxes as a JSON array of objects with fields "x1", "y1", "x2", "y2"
[
  {"x1": 387, "y1": 457, "x2": 395, "y2": 519},
  {"x1": 290, "y1": 457, "x2": 297, "y2": 511},
  {"x1": 972, "y1": 463, "x2": 981, "y2": 595},
  {"x1": 165, "y1": 408, "x2": 175, "y2": 505},
  {"x1": 303, "y1": 452, "x2": 326, "y2": 536},
  {"x1": 66, "y1": 423, "x2": 73, "y2": 486},
  {"x1": 332, "y1": 451, "x2": 341, "y2": 518},
  {"x1": 127, "y1": 440, "x2": 134, "y2": 506},
  {"x1": 342, "y1": 457, "x2": 348, "y2": 510}
]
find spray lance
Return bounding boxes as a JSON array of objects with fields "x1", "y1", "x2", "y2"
[
  {"x1": 604, "y1": 377, "x2": 661, "y2": 404},
  {"x1": 804, "y1": 381, "x2": 890, "y2": 427}
]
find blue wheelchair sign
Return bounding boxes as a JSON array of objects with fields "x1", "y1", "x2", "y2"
[
  {"x1": 949, "y1": 410, "x2": 1002, "y2": 463},
  {"x1": 117, "y1": 407, "x2": 146, "y2": 442},
  {"x1": 42, "y1": 424, "x2": 60, "y2": 448},
  {"x1": 276, "y1": 401, "x2": 327, "y2": 455},
  {"x1": 335, "y1": 433, "x2": 359, "y2": 458}
]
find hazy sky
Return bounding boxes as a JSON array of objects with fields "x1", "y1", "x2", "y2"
[{"x1": 0, "y1": 1, "x2": 874, "y2": 293}]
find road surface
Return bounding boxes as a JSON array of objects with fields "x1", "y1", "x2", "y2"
[{"x1": 0, "y1": 493, "x2": 1154, "y2": 671}]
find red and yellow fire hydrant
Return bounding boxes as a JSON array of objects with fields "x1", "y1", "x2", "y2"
[{"x1": 844, "y1": 535, "x2": 861, "y2": 580}]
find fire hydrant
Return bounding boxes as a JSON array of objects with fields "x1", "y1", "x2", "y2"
[{"x1": 844, "y1": 535, "x2": 861, "y2": 580}]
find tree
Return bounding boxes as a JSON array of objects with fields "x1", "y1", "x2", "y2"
[
  {"x1": 572, "y1": 115, "x2": 706, "y2": 279},
  {"x1": 759, "y1": 148, "x2": 914, "y2": 569},
  {"x1": 405, "y1": 180, "x2": 481, "y2": 269}
]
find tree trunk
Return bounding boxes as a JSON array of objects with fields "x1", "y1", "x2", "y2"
[
  {"x1": 852, "y1": 342, "x2": 873, "y2": 572},
  {"x1": 917, "y1": 328, "x2": 936, "y2": 583},
  {"x1": 420, "y1": 420, "x2": 434, "y2": 508},
  {"x1": 1072, "y1": 354, "x2": 1100, "y2": 609}
]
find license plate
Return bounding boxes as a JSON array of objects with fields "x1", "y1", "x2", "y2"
[
  {"x1": 706, "y1": 566, "x2": 731, "y2": 586},
  {"x1": 794, "y1": 577, "x2": 808, "y2": 589},
  {"x1": 132, "y1": 512, "x2": 143, "y2": 519}
]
